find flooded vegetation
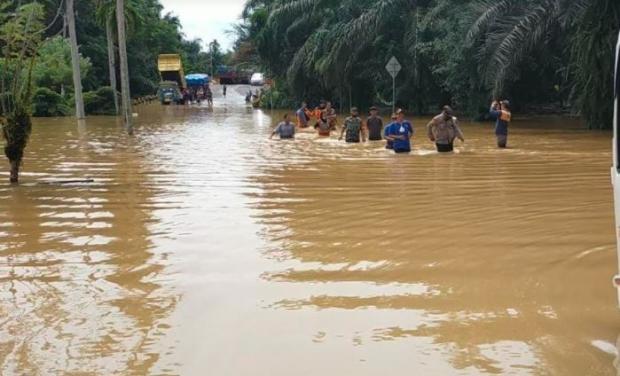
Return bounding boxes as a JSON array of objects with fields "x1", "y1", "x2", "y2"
[{"x1": 0, "y1": 91, "x2": 617, "y2": 375}]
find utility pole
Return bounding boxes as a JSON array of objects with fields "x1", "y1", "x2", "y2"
[
  {"x1": 66, "y1": 0, "x2": 85, "y2": 119},
  {"x1": 61, "y1": 13, "x2": 67, "y2": 96},
  {"x1": 106, "y1": 17, "x2": 119, "y2": 115},
  {"x1": 210, "y1": 42, "x2": 214, "y2": 80},
  {"x1": 116, "y1": 0, "x2": 133, "y2": 134}
]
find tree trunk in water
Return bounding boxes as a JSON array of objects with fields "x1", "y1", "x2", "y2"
[
  {"x1": 116, "y1": 0, "x2": 133, "y2": 134},
  {"x1": 106, "y1": 17, "x2": 119, "y2": 115},
  {"x1": 9, "y1": 160, "x2": 19, "y2": 184},
  {"x1": 66, "y1": 0, "x2": 85, "y2": 119}
]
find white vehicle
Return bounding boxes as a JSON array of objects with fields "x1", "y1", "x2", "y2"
[
  {"x1": 250, "y1": 73, "x2": 265, "y2": 86},
  {"x1": 612, "y1": 31, "x2": 620, "y2": 304}
]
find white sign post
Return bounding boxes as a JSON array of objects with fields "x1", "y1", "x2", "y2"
[{"x1": 386, "y1": 56, "x2": 402, "y2": 114}]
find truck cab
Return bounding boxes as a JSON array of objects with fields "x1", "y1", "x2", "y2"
[
  {"x1": 612, "y1": 31, "x2": 620, "y2": 304},
  {"x1": 158, "y1": 54, "x2": 186, "y2": 105},
  {"x1": 158, "y1": 81, "x2": 182, "y2": 105}
]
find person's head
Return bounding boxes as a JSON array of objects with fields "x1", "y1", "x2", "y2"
[
  {"x1": 442, "y1": 105, "x2": 453, "y2": 119},
  {"x1": 301, "y1": 101, "x2": 307, "y2": 109},
  {"x1": 501, "y1": 100, "x2": 510, "y2": 110},
  {"x1": 326, "y1": 101, "x2": 332, "y2": 110},
  {"x1": 395, "y1": 108, "x2": 405, "y2": 121},
  {"x1": 351, "y1": 107, "x2": 359, "y2": 117},
  {"x1": 283, "y1": 113, "x2": 290, "y2": 122},
  {"x1": 370, "y1": 106, "x2": 378, "y2": 116},
  {"x1": 391, "y1": 113, "x2": 398, "y2": 121},
  {"x1": 319, "y1": 100, "x2": 326, "y2": 109}
]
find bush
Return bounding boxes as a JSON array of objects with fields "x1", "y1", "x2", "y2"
[
  {"x1": 84, "y1": 86, "x2": 117, "y2": 115},
  {"x1": 32, "y1": 87, "x2": 71, "y2": 117},
  {"x1": 260, "y1": 86, "x2": 297, "y2": 109}
]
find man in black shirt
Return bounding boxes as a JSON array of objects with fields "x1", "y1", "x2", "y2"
[{"x1": 366, "y1": 106, "x2": 384, "y2": 141}]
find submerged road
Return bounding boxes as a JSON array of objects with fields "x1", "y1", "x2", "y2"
[{"x1": 0, "y1": 85, "x2": 618, "y2": 375}]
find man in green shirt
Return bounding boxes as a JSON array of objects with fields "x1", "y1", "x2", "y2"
[{"x1": 339, "y1": 107, "x2": 366, "y2": 143}]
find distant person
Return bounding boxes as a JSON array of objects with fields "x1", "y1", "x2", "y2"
[
  {"x1": 366, "y1": 106, "x2": 384, "y2": 141},
  {"x1": 339, "y1": 107, "x2": 366, "y2": 143},
  {"x1": 325, "y1": 101, "x2": 337, "y2": 130},
  {"x1": 385, "y1": 109, "x2": 414, "y2": 154},
  {"x1": 223, "y1": 85, "x2": 227, "y2": 97},
  {"x1": 384, "y1": 113, "x2": 398, "y2": 150},
  {"x1": 426, "y1": 105, "x2": 465, "y2": 152},
  {"x1": 490, "y1": 100, "x2": 512, "y2": 148},
  {"x1": 205, "y1": 86, "x2": 213, "y2": 106},
  {"x1": 315, "y1": 107, "x2": 331, "y2": 137},
  {"x1": 270, "y1": 114, "x2": 296, "y2": 140},
  {"x1": 296, "y1": 101, "x2": 311, "y2": 128},
  {"x1": 313, "y1": 100, "x2": 327, "y2": 127}
]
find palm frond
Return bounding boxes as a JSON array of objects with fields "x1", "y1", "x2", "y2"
[
  {"x1": 481, "y1": 0, "x2": 559, "y2": 95},
  {"x1": 466, "y1": 0, "x2": 516, "y2": 43}
]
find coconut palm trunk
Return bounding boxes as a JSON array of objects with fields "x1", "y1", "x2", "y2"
[
  {"x1": 106, "y1": 17, "x2": 119, "y2": 115},
  {"x1": 116, "y1": 0, "x2": 133, "y2": 134},
  {"x1": 66, "y1": 0, "x2": 85, "y2": 119}
]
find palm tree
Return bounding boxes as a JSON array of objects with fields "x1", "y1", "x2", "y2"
[
  {"x1": 96, "y1": 0, "x2": 119, "y2": 115},
  {"x1": 95, "y1": 0, "x2": 142, "y2": 116},
  {"x1": 467, "y1": 0, "x2": 620, "y2": 128},
  {"x1": 66, "y1": 0, "x2": 85, "y2": 119},
  {"x1": 253, "y1": 0, "x2": 417, "y2": 107}
]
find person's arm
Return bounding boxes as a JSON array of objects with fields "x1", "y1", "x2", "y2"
[
  {"x1": 384, "y1": 125, "x2": 393, "y2": 140},
  {"x1": 426, "y1": 119, "x2": 435, "y2": 141},
  {"x1": 409, "y1": 124, "x2": 414, "y2": 140},
  {"x1": 339, "y1": 121, "x2": 347, "y2": 140},
  {"x1": 270, "y1": 124, "x2": 281, "y2": 139},
  {"x1": 453, "y1": 117, "x2": 465, "y2": 142},
  {"x1": 360, "y1": 121, "x2": 368, "y2": 142},
  {"x1": 296, "y1": 112, "x2": 304, "y2": 127},
  {"x1": 489, "y1": 102, "x2": 500, "y2": 118}
]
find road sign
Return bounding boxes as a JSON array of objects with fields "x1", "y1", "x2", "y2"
[
  {"x1": 386, "y1": 56, "x2": 402, "y2": 78},
  {"x1": 386, "y1": 56, "x2": 401, "y2": 113}
]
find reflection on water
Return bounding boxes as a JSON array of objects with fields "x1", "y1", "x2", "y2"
[{"x1": 0, "y1": 87, "x2": 619, "y2": 375}]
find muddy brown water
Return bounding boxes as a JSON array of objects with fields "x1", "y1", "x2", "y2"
[{"x1": 0, "y1": 87, "x2": 619, "y2": 375}]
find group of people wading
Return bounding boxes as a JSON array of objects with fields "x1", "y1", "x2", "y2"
[{"x1": 270, "y1": 99, "x2": 512, "y2": 152}]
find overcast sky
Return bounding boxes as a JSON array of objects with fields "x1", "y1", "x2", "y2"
[{"x1": 160, "y1": 0, "x2": 246, "y2": 51}]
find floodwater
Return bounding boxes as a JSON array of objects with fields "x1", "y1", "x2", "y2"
[{"x1": 0, "y1": 86, "x2": 619, "y2": 375}]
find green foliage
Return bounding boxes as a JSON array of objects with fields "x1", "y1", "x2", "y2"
[
  {"x1": 20, "y1": 0, "x2": 221, "y2": 115},
  {"x1": 570, "y1": 0, "x2": 620, "y2": 129},
  {"x1": 32, "y1": 87, "x2": 71, "y2": 117},
  {"x1": 236, "y1": 0, "x2": 620, "y2": 128},
  {"x1": 0, "y1": 0, "x2": 44, "y2": 173},
  {"x1": 33, "y1": 36, "x2": 92, "y2": 92},
  {"x1": 3, "y1": 105, "x2": 32, "y2": 162},
  {"x1": 260, "y1": 84, "x2": 297, "y2": 109},
  {"x1": 83, "y1": 86, "x2": 117, "y2": 115}
]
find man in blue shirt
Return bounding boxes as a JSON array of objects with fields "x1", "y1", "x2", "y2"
[
  {"x1": 489, "y1": 100, "x2": 511, "y2": 148},
  {"x1": 384, "y1": 113, "x2": 397, "y2": 150},
  {"x1": 296, "y1": 101, "x2": 311, "y2": 128},
  {"x1": 385, "y1": 109, "x2": 414, "y2": 153},
  {"x1": 270, "y1": 114, "x2": 296, "y2": 140}
]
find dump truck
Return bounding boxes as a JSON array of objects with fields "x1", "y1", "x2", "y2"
[
  {"x1": 157, "y1": 54, "x2": 186, "y2": 104},
  {"x1": 217, "y1": 65, "x2": 251, "y2": 85}
]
